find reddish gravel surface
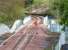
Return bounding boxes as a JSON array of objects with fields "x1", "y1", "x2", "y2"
[{"x1": 0, "y1": 19, "x2": 59, "y2": 50}]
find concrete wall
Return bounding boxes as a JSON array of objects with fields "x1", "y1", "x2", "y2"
[{"x1": 55, "y1": 31, "x2": 65, "y2": 50}]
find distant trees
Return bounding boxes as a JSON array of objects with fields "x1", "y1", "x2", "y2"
[
  {"x1": 24, "y1": 0, "x2": 33, "y2": 7},
  {"x1": 48, "y1": 0, "x2": 68, "y2": 26},
  {"x1": 0, "y1": 0, "x2": 23, "y2": 25},
  {"x1": 0, "y1": 0, "x2": 33, "y2": 25},
  {"x1": 1, "y1": 0, "x2": 68, "y2": 27}
]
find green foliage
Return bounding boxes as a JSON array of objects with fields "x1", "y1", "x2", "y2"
[
  {"x1": 49, "y1": 0, "x2": 68, "y2": 26},
  {"x1": 32, "y1": 0, "x2": 48, "y2": 7},
  {"x1": 2, "y1": 0, "x2": 68, "y2": 26},
  {"x1": 0, "y1": 0, "x2": 21, "y2": 25},
  {"x1": 24, "y1": 0, "x2": 33, "y2": 7},
  {"x1": 0, "y1": 0, "x2": 33, "y2": 25},
  {"x1": 0, "y1": 0, "x2": 49, "y2": 25}
]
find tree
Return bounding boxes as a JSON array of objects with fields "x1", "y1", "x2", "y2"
[
  {"x1": 48, "y1": 0, "x2": 68, "y2": 26},
  {"x1": 0, "y1": 0, "x2": 33, "y2": 26}
]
